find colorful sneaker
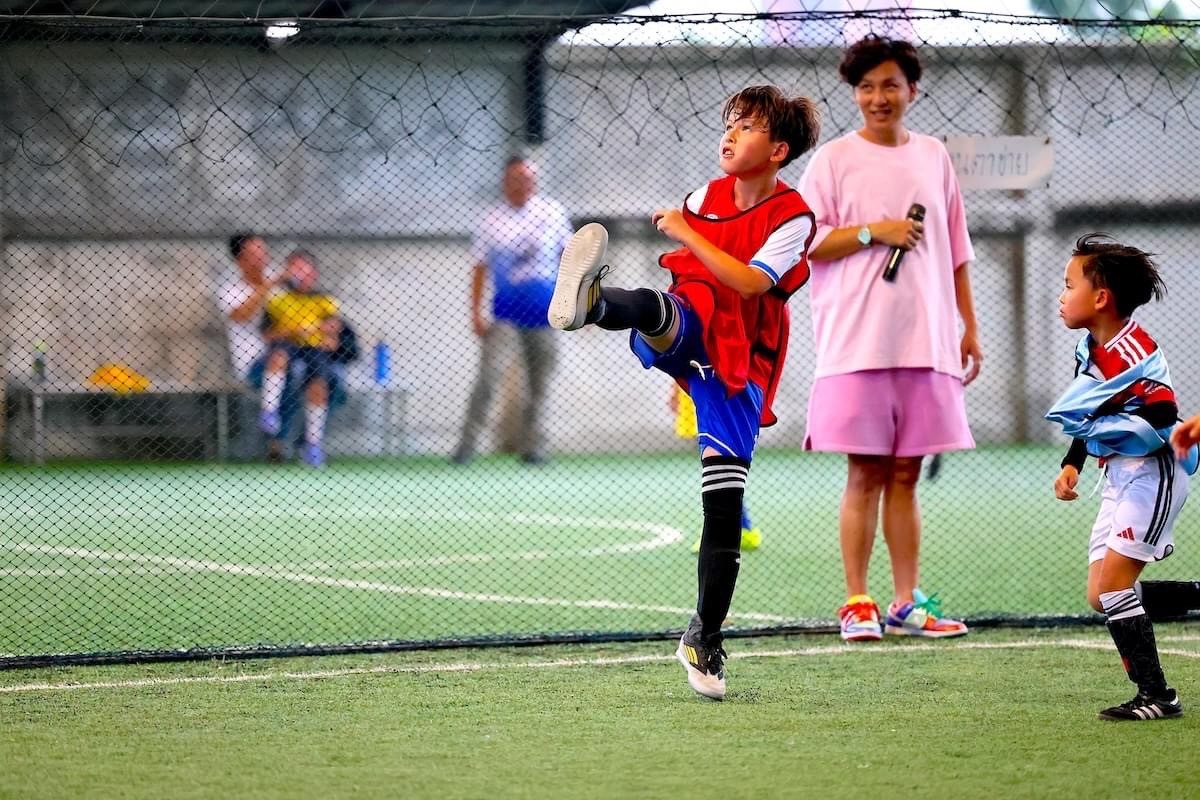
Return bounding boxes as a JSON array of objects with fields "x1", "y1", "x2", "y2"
[
  {"x1": 838, "y1": 594, "x2": 882, "y2": 642},
  {"x1": 300, "y1": 442, "x2": 325, "y2": 468},
  {"x1": 548, "y1": 223, "x2": 608, "y2": 331},
  {"x1": 1098, "y1": 688, "x2": 1183, "y2": 721},
  {"x1": 675, "y1": 621, "x2": 726, "y2": 700},
  {"x1": 884, "y1": 589, "x2": 967, "y2": 638},
  {"x1": 689, "y1": 528, "x2": 762, "y2": 554},
  {"x1": 259, "y1": 409, "x2": 282, "y2": 436}
]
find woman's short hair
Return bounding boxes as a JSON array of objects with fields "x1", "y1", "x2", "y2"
[{"x1": 838, "y1": 35, "x2": 922, "y2": 86}]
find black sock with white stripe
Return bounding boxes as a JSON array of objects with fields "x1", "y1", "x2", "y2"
[
  {"x1": 695, "y1": 456, "x2": 747, "y2": 644},
  {"x1": 592, "y1": 287, "x2": 676, "y2": 337},
  {"x1": 1101, "y1": 588, "x2": 1170, "y2": 698},
  {"x1": 1135, "y1": 579, "x2": 1200, "y2": 621}
]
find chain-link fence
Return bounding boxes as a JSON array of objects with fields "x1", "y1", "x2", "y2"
[{"x1": 3, "y1": 7, "x2": 1200, "y2": 667}]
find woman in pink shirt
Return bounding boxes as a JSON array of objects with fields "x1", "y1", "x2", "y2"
[{"x1": 798, "y1": 35, "x2": 983, "y2": 643}]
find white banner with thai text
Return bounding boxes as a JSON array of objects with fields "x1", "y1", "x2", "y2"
[{"x1": 942, "y1": 135, "x2": 1054, "y2": 191}]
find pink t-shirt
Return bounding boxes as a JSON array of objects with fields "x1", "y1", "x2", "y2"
[{"x1": 798, "y1": 130, "x2": 974, "y2": 378}]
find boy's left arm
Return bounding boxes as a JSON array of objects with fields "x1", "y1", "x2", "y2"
[
  {"x1": 1131, "y1": 400, "x2": 1179, "y2": 429},
  {"x1": 652, "y1": 208, "x2": 772, "y2": 297},
  {"x1": 1093, "y1": 381, "x2": 1177, "y2": 429}
]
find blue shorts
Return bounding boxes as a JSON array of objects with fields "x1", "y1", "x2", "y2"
[
  {"x1": 271, "y1": 344, "x2": 335, "y2": 389},
  {"x1": 630, "y1": 298, "x2": 763, "y2": 462}
]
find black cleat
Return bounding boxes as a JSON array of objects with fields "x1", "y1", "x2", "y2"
[
  {"x1": 1098, "y1": 689, "x2": 1183, "y2": 721},
  {"x1": 675, "y1": 629, "x2": 727, "y2": 700},
  {"x1": 926, "y1": 453, "x2": 943, "y2": 481}
]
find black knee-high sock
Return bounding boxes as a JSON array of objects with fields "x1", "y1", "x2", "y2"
[
  {"x1": 1101, "y1": 588, "x2": 1169, "y2": 697},
  {"x1": 589, "y1": 287, "x2": 676, "y2": 337},
  {"x1": 1136, "y1": 579, "x2": 1200, "y2": 621},
  {"x1": 695, "y1": 456, "x2": 748, "y2": 645}
]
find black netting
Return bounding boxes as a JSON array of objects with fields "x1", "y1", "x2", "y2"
[{"x1": 3, "y1": 7, "x2": 1200, "y2": 667}]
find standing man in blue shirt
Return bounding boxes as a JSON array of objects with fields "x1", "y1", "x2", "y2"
[{"x1": 452, "y1": 156, "x2": 573, "y2": 465}]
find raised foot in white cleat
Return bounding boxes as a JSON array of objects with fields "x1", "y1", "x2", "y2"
[{"x1": 547, "y1": 222, "x2": 609, "y2": 331}]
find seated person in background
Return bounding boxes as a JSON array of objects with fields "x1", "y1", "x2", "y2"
[
  {"x1": 217, "y1": 232, "x2": 280, "y2": 461},
  {"x1": 219, "y1": 232, "x2": 277, "y2": 384},
  {"x1": 274, "y1": 311, "x2": 360, "y2": 459},
  {"x1": 259, "y1": 249, "x2": 342, "y2": 467}
]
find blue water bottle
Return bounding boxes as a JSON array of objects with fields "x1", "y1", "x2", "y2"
[{"x1": 373, "y1": 340, "x2": 391, "y2": 385}]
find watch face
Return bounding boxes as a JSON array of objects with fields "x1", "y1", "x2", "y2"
[{"x1": 857, "y1": 227, "x2": 871, "y2": 245}]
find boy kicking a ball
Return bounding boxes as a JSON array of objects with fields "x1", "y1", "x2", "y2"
[
  {"x1": 1046, "y1": 233, "x2": 1199, "y2": 721},
  {"x1": 547, "y1": 85, "x2": 820, "y2": 700}
]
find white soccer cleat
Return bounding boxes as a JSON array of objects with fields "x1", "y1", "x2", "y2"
[
  {"x1": 675, "y1": 634, "x2": 727, "y2": 700},
  {"x1": 548, "y1": 222, "x2": 609, "y2": 331}
]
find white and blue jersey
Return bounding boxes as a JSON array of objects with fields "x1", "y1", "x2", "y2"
[{"x1": 471, "y1": 196, "x2": 573, "y2": 329}]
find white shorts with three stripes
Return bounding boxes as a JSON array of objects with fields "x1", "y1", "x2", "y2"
[{"x1": 1088, "y1": 449, "x2": 1189, "y2": 565}]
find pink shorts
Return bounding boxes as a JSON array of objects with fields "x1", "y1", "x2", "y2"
[{"x1": 804, "y1": 368, "x2": 975, "y2": 457}]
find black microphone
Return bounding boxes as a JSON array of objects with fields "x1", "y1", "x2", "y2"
[{"x1": 881, "y1": 203, "x2": 925, "y2": 283}]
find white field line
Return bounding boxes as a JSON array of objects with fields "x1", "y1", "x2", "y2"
[
  {"x1": 0, "y1": 540, "x2": 788, "y2": 624},
  {"x1": 2, "y1": 509, "x2": 685, "y2": 568},
  {"x1": 0, "y1": 567, "x2": 176, "y2": 578},
  {"x1": 3, "y1": 635, "x2": 1198, "y2": 695}
]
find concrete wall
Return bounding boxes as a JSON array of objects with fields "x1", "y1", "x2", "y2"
[{"x1": 3, "y1": 38, "x2": 1199, "y2": 458}]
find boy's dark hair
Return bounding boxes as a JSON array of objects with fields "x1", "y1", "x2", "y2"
[
  {"x1": 838, "y1": 35, "x2": 922, "y2": 86},
  {"x1": 286, "y1": 247, "x2": 317, "y2": 267},
  {"x1": 228, "y1": 232, "x2": 258, "y2": 260},
  {"x1": 1073, "y1": 232, "x2": 1166, "y2": 318},
  {"x1": 722, "y1": 85, "x2": 821, "y2": 167}
]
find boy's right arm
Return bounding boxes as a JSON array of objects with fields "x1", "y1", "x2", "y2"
[
  {"x1": 228, "y1": 278, "x2": 278, "y2": 324},
  {"x1": 1055, "y1": 464, "x2": 1080, "y2": 501},
  {"x1": 1061, "y1": 438, "x2": 1087, "y2": 471},
  {"x1": 652, "y1": 208, "x2": 773, "y2": 297},
  {"x1": 1055, "y1": 439, "x2": 1086, "y2": 501}
]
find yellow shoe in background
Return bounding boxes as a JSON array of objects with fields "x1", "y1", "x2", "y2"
[
  {"x1": 690, "y1": 528, "x2": 762, "y2": 554},
  {"x1": 740, "y1": 527, "x2": 762, "y2": 551}
]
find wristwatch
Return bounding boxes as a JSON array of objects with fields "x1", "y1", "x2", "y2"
[{"x1": 856, "y1": 225, "x2": 872, "y2": 247}]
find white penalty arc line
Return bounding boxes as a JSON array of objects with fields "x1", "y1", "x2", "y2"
[
  {"x1": 0, "y1": 540, "x2": 788, "y2": 624},
  {"x1": 0, "y1": 567, "x2": 177, "y2": 578},
  {"x1": 335, "y1": 512, "x2": 687, "y2": 568},
  {"x1": 0, "y1": 510, "x2": 686, "y2": 567},
  {"x1": 3, "y1": 635, "x2": 1199, "y2": 695}
]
